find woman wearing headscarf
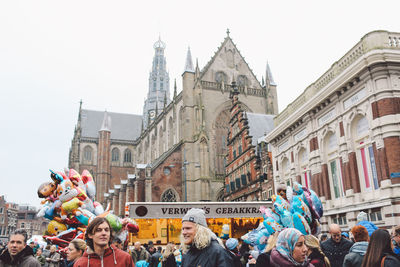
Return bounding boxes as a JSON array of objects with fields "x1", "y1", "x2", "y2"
[
  {"x1": 304, "y1": 235, "x2": 330, "y2": 267},
  {"x1": 270, "y1": 228, "x2": 314, "y2": 267},
  {"x1": 361, "y1": 229, "x2": 400, "y2": 267}
]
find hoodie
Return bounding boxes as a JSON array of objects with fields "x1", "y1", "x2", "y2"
[
  {"x1": 342, "y1": 241, "x2": 368, "y2": 267},
  {"x1": 73, "y1": 245, "x2": 133, "y2": 267}
]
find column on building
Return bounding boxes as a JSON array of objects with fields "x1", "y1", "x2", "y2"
[
  {"x1": 97, "y1": 112, "x2": 111, "y2": 204},
  {"x1": 113, "y1": 186, "x2": 120, "y2": 215},
  {"x1": 119, "y1": 182, "x2": 127, "y2": 217}
]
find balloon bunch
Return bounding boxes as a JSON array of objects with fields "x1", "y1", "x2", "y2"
[
  {"x1": 241, "y1": 182, "x2": 323, "y2": 251},
  {"x1": 36, "y1": 169, "x2": 139, "y2": 249}
]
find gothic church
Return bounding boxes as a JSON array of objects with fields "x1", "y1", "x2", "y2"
[{"x1": 68, "y1": 31, "x2": 278, "y2": 205}]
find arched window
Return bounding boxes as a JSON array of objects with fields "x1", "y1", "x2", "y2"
[
  {"x1": 123, "y1": 149, "x2": 132, "y2": 163},
  {"x1": 352, "y1": 115, "x2": 378, "y2": 191},
  {"x1": 83, "y1": 146, "x2": 93, "y2": 162},
  {"x1": 161, "y1": 189, "x2": 177, "y2": 202},
  {"x1": 111, "y1": 148, "x2": 120, "y2": 162},
  {"x1": 298, "y1": 148, "x2": 311, "y2": 189},
  {"x1": 324, "y1": 132, "x2": 344, "y2": 199}
]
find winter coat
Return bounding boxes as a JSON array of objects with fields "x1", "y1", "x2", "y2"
[
  {"x1": 356, "y1": 221, "x2": 378, "y2": 236},
  {"x1": 342, "y1": 241, "x2": 368, "y2": 267},
  {"x1": 73, "y1": 245, "x2": 134, "y2": 267},
  {"x1": 225, "y1": 249, "x2": 241, "y2": 267},
  {"x1": 149, "y1": 251, "x2": 162, "y2": 267},
  {"x1": 47, "y1": 252, "x2": 61, "y2": 267},
  {"x1": 307, "y1": 250, "x2": 326, "y2": 267},
  {"x1": 36, "y1": 255, "x2": 46, "y2": 266},
  {"x1": 255, "y1": 250, "x2": 272, "y2": 267},
  {"x1": 132, "y1": 247, "x2": 150, "y2": 263},
  {"x1": 320, "y1": 238, "x2": 352, "y2": 267},
  {"x1": 381, "y1": 253, "x2": 400, "y2": 267},
  {"x1": 181, "y1": 239, "x2": 233, "y2": 267},
  {"x1": 162, "y1": 254, "x2": 176, "y2": 267},
  {"x1": 270, "y1": 248, "x2": 314, "y2": 267},
  {"x1": 0, "y1": 245, "x2": 41, "y2": 267}
]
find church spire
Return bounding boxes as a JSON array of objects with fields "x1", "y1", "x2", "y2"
[
  {"x1": 266, "y1": 61, "x2": 276, "y2": 86},
  {"x1": 184, "y1": 47, "x2": 195, "y2": 73},
  {"x1": 143, "y1": 37, "x2": 171, "y2": 129},
  {"x1": 100, "y1": 110, "x2": 111, "y2": 132},
  {"x1": 163, "y1": 91, "x2": 167, "y2": 109},
  {"x1": 195, "y1": 58, "x2": 200, "y2": 77}
]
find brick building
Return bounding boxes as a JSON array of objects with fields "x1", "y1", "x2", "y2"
[
  {"x1": 224, "y1": 83, "x2": 275, "y2": 201},
  {"x1": 266, "y1": 30, "x2": 400, "y2": 231},
  {"x1": 17, "y1": 205, "x2": 47, "y2": 238}
]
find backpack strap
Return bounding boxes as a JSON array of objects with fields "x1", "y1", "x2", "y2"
[{"x1": 381, "y1": 255, "x2": 387, "y2": 267}]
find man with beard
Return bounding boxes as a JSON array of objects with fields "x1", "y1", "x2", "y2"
[
  {"x1": 0, "y1": 229, "x2": 40, "y2": 267},
  {"x1": 180, "y1": 208, "x2": 232, "y2": 267}
]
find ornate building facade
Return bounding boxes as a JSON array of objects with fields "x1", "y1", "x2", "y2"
[
  {"x1": 224, "y1": 86, "x2": 275, "y2": 201},
  {"x1": 69, "y1": 31, "x2": 278, "y2": 206},
  {"x1": 266, "y1": 31, "x2": 400, "y2": 231}
]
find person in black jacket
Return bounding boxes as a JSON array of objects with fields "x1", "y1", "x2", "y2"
[
  {"x1": 225, "y1": 238, "x2": 242, "y2": 267},
  {"x1": 361, "y1": 229, "x2": 400, "y2": 267},
  {"x1": 180, "y1": 208, "x2": 233, "y2": 267},
  {"x1": 149, "y1": 246, "x2": 162, "y2": 267},
  {"x1": 321, "y1": 224, "x2": 352, "y2": 267}
]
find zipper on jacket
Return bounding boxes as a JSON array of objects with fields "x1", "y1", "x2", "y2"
[{"x1": 100, "y1": 255, "x2": 103, "y2": 267}]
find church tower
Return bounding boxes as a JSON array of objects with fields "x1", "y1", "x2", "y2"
[{"x1": 143, "y1": 37, "x2": 171, "y2": 128}]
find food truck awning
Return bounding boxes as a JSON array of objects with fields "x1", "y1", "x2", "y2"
[{"x1": 128, "y1": 202, "x2": 272, "y2": 219}]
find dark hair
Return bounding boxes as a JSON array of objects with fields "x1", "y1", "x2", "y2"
[
  {"x1": 85, "y1": 217, "x2": 113, "y2": 250},
  {"x1": 361, "y1": 229, "x2": 393, "y2": 267},
  {"x1": 351, "y1": 225, "x2": 369, "y2": 242},
  {"x1": 157, "y1": 246, "x2": 162, "y2": 252},
  {"x1": 10, "y1": 229, "x2": 28, "y2": 243}
]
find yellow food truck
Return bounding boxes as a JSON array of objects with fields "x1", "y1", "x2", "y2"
[{"x1": 126, "y1": 201, "x2": 272, "y2": 245}]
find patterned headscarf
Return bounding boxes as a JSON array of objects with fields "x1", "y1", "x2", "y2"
[{"x1": 276, "y1": 228, "x2": 307, "y2": 266}]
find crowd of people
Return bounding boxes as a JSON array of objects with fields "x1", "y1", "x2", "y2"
[{"x1": 0, "y1": 208, "x2": 399, "y2": 267}]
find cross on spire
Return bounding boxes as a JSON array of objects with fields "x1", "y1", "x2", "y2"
[{"x1": 226, "y1": 28, "x2": 230, "y2": 37}]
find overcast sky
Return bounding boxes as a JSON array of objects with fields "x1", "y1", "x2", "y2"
[{"x1": 1, "y1": 0, "x2": 399, "y2": 207}]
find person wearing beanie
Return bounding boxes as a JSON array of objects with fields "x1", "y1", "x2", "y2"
[
  {"x1": 180, "y1": 208, "x2": 233, "y2": 267},
  {"x1": 355, "y1": 211, "x2": 378, "y2": 236},
  {"x1": 225, "y1": 238, "x2": 241, "y2": 267}
]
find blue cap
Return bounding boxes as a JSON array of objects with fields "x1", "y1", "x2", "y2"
[
  {"x1": 342, "y1": 232, "x2": 349, "y2": 238},
  {"x1": 226, "y1": 238, "x2": 238, "y2": 250}
]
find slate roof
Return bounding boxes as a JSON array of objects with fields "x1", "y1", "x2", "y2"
[
  {"x1": 246, "y1": 113, "x2": 275, "y2": 146},
  {"x1": 80, "y1": 109, "x2": 142, "y2": 141}
]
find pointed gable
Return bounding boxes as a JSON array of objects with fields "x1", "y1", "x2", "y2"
[{"x1": 199, "y1": 34, "x2": 262, "y2": 89}]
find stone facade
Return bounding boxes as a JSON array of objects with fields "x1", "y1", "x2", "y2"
[
  {"x1": 69, "y1": 32, "x2": 278, "y2": 210},
  {"x1": 266, "y1": 30, "x2": 400, "y2": 231}
]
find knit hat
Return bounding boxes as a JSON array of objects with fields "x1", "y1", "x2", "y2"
[
  {"x1": 182, "y1": 208, "x2": 207, "y2": 227},
  {"x1": 357, "y1": 211, "x2": 368, "y2": 222},
  {"x1": 226, "y1": 238, "x2": 238, "y2": 250}
]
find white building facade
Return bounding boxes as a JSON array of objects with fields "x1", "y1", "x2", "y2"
[{"x1": 266, "y1": 31, "x2": 400, "y2": 231}]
